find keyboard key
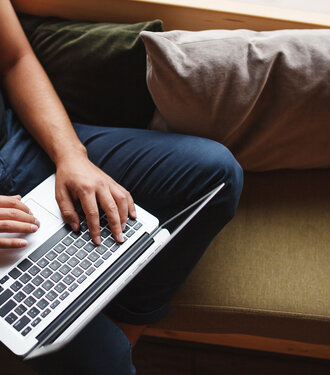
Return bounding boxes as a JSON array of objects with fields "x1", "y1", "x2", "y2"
[
  {"x1": 42, "y1": 280, "x2": 54, "y2": 291},
  {"x1": 19, "y1": 273, "x2": 32, "y2": 284},
  {"x1": 33, "y1": 288, "x2": 45, "y2": 299},
  {"x1": 50, "y1": 300, "x2": 60, "y2": 309},
  {"x1": 45, "y1": 250, "x2": 57, "y2": 261},
  {"x1": 49, "y1": 260, "x2": 61, "y2": 271},
  {"x1": 23, "y1": 284, "x2": 35, "y2": 295},
  {"x1": 59, "y1": 265, "x2": 71, "y2": 275},
  {"x1": 72, "y1": 267, "x2": 83, "y2": 278},
  {"x1": 41, "y1": 308, "x2": 51, "y2": 318},
  {"x1": 102, "y1": 251, "x2": 112, "y2": 260},
  {"x1": 63, "y1": 275, "x2": 75, "y2": 285},
  {"x1": 24, "y1": 296, "x2": 36, "y2": 307},
  {"x1": 127, "y1": 218, "x2": 137, "y2": 226},
  {"x1": 84, "y1": 242, "x2": 96, "y2": 252},
  {"x1": 103, "y1": 238, "x2": 115, "y2": 248},
  {"x1": 0, "y1": 276, "x2": 9, "y2": 284},
  {"x1": 27, "y1": 307, "x2": 40, "y2": 318},
  {"x1": 100, "y1": 217, "x2": 108, "y2": 227},
  {"x1": 40, "y1": 268, "x2": 53, "y2": 278},
  {"x1": 58, "y1": 253, "x2": 70, "y2": 263},
  {"x1": 31, "y1": 317, "x2": 41, "y2": 327},
  {"x1": 59, "y1": 291, "x2": 69, "y2": 300},
  {"x1": 0, "y1": 286, "x2": 3, "y2": 294},
  {"x1": 80, "y1": 260, "x2": 92, "y2": 270},
  {"x1": 67, "y1": 257, "x2": 79, "y2": 268},
  {"x1": 101, "y1": 228, "x2": 111, "y2": 238},
  {"x1": 21, "y1": 326, "x2": 32, "y2": 336},
  {"x1": 13, "y1": 316, "x2": 30, "y2": 332},
  {"x1": 77, "y1": 275, "x2": 87, "y2": 284},
  {"x1": 14, "y1": 292, "x2": 26, "y2": 302},
  {"x1": 82, "y1": 232, "x2": 91, "y2": 241},
  {"x1": 68, "y1": 283, "x2": 78, "y2": 292},
  {"x1": 10, "y1": 281, "x2": 23, "y2": 292},
  {"x1": 17, "y1": 259, "x2": 33, "y2": 272},
  {"x1": 134, "y1": 222, "x2": 142, "y2": 230},
  {"x1": 54, "y1": 243, "x2": 66, "y2": 253},
  {"x1": 85, "y1": 267, "x2": 95, "y2": 276},
  {"x1": 88, "y1": 252, "x2": 99, "y2": 262},
  {"x1": 50, "y1": 272, "x2": 62, "y2": 283},
  {"x1": 0, "y1": 300, "x2": 17, "y2": 317},
  {"x1": 66, "y1": 246, "x2": 77, "y2": 256},
  {"x1": 54, "y1": 282, "x2": 66, "y2": 293},
  {"x1": 28, "y1": 266, "x2": 41, "y2": 276},
  {"x1": 95, "y1": 245, "x2": 107, "y2": 255},
  {"x1": 14, "y1": 304, "x2": 27, "y2": 316},
  {"x1": 36, "y1": 299, "x2": 49, "y2": 310},
  {"x1": 9, "y1": 268, "x2": 22, "y2": 279},
  {"x1": 62, "y1": 236, "x2": 74, "y2": 246},
  {"x1": 94, "y1": 259, "x2": 104, "y2": 268},
  {"x1": 45, "y1": 291, "x2": 58, "y2": 302},
  {"x1": 37, "y1": 258, "x2": 49, "y2": 269},
  {"x1": 0, "y1": 289, "x2": 13, "y2": 306},
  {"x1": 5, "y1": 312, "x2": 18, "y2": 325},
  {"x1": 126, "y1": 230, "x2": 135, "y2": 238},
  {"x1": 74, "y1": 239, "x2": 86, "y2": 249},
  {"x1": 111, "y1": 244, "x2": 120, "y2": 252},
  {"x1": 80, "y1": 222, "x2": 88, "y2": 232},
  {"x1": 70, "y1": 231, "x2": 80, "y2": 239},
  {"x1": 32, "y1": 275, "x2": 44, "y2": 286}
]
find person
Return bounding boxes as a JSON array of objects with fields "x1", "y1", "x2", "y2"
[{"x1": 0, "y1": 1, "x2": 243, "y2": 374}]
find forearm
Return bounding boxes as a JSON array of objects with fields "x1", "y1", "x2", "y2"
[{"x1": 2, "y1": 52, "x2": 86, "y2": 164}]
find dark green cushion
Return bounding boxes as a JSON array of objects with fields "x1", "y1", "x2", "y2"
[{"x1": 19, "y1": 14, "x2": 163, "y2": 127}]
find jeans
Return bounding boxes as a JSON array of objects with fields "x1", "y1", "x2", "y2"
[{"x1": 0, "y1": 110, "x2": 243, "y2": 374}]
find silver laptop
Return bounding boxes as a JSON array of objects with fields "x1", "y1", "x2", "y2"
[{"x1": 0, "y1": 174, "x2": 224, "y2": 359}]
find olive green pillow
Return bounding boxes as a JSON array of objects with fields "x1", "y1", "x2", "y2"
[{"x1": 19, "y1": 14, "x2": 163, "y2": 127}]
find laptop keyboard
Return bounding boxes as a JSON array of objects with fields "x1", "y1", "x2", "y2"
[{"x1": 0, "y1": 214, "x2": 143, "y2": 338}]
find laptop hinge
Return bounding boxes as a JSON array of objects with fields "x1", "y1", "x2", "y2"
[{"x1": 28, "y1": 232, "x2": 153, "y2": 355}]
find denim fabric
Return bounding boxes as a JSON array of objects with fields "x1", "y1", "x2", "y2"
[{"x1": 0, "y1": 110, "x2": 243, "y2": 374}]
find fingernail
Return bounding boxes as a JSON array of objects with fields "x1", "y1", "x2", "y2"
[
  {"x1": 35, "y1": 219, "x2": 40, "y2": 227},
  {"x1": 95, "y1": 236, "x2": 101, "y2": 245},
  {"x1": 31, "y1": 224, "x2": 38, "y2": 232},
  {"x1": 20, "y1": 239, "x2": 28, "y2": 247},
  {"x1": 121, "y1": 223, "x2": 126, "y2": 231},
  {"x1": 71, "y1": 222, "x2": 78, "y2": 231},
  {"x1": 29, "y1": 209, "x2": 33, "y2": 215},
  {"x1": 131, "y1": 211, "x2": 137, "y2": 218},
  {"x1": 117, "y1": 233, "x2": 124, "y2": 243}
]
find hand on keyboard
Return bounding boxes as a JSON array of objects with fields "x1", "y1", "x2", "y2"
[
  {"x1": 0, "y1": 195, "x2": 40, "y2": 249},
  {"x1": 54, "y1": 155, "x2": 136, "y2": 245}
]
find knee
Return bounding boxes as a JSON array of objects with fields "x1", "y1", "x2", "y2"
[{"x1": 194, "y1": 138, "x2": 244, "y2": 220}]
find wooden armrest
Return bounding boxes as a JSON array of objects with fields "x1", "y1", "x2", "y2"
[{"x1": 12, "y1": 0, "x2": 330, "y2": 31}]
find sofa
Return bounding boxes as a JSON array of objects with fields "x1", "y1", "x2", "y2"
[{"x1": 7, "y1": 0, "x2": 330, "y2": 363}]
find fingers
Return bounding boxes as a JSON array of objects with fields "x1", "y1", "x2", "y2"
[
  {"x1": 79, "y1": 191, "x2": 102, "y2": 245},
  {"x1": 0, "y1": 207, "x2": 40, "y2": 226},
  {"x1": 0, "y1": 195, "x2": 31, "y2": 214},
  {"x1": 0, "y1": 220, "x2": 39, "y2": 234},
  {"x1": 98, "y1": 189, "x2": 123, "y2": 243},
  {"x1": 56, "y1": 185, "x2": 80, "y2": 232},
  {"x1": 0, "y1": 237, "x2": 28, "y2": 249}
]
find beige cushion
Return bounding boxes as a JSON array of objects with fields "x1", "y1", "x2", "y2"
[
  {"x1": 141, "y1": 29, "x2": 330, "y2": 171},
  {"x1": 152, "y1": 170, "x2": 330, "y2": 346}
]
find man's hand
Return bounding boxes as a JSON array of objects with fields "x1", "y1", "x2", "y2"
[
  {"x1": 0, "y1": 195, "x2": 40, "y2": 248},
  {"x1": 55, "y1": 155, "x2": 136, "y2": 245}
]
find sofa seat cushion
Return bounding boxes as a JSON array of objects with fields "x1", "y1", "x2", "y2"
[{"x1": 151, "y1": 170, "x2": 330, "y2": 346}]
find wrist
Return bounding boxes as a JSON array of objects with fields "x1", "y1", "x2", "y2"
[{"x1": 53, "y1": 142, "x2": 88, "y2": 166}]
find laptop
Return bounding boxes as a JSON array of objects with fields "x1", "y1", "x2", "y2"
[{"x1": 0, "y1": 174, "x2": 224, "y2": 359}]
